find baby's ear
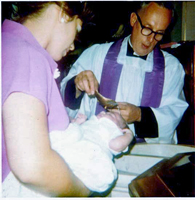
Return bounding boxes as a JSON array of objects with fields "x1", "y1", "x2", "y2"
[{"x1": 121, "y1": 128, "x2": 133, "y2": 135}]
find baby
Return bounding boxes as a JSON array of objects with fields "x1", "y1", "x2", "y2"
[
  {"x1": 50, "y1": 111, "x2": 133, "y2": 193},
  {"x1": 71, "y1": 111, "x2": 133, "y2": 152}
]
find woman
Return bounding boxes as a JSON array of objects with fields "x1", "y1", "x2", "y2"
[{"x1": 2, "y1": 2, "x2": 93, "y2": 197}]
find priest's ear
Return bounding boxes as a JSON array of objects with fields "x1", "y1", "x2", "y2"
[{"x1": 130, "y1": 12, "x2": 137, "y2": 27}]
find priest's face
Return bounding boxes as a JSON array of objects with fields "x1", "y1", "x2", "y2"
[{"x1": 130, "y1": 2, "x2": 172, "y2": 56}]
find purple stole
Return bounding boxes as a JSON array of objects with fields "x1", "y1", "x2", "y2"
[
  {"x1": 140, "y1": 45, "x2": 165, "y2": 107},
  {"x1": 95, "y1": 39, "x2": 123, "y2": 114},
  {"x1": 95, "y1": 39, "x2": 165, "y2": 115}
]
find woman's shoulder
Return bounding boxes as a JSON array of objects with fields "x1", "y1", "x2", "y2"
[{"x1": 2, "y1": 33, "x2": 50, "y2": 74}]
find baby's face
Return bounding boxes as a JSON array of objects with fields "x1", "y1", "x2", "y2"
[{"x1": 97, "y1": 111, "x2": 126, "y2": 129}]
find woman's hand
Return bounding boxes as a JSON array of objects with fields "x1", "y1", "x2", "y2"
[{"x1": 71, "y1": 113, "x2": 87, "y2": 125}]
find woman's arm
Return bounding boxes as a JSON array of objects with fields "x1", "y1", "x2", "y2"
[{"x1": 2, "y1": 92, "x2": 90, "y2": 197}]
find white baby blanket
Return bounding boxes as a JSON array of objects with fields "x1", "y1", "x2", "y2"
[{"x1": 50, "y1": 116, "x2": 128, "y2": 192}]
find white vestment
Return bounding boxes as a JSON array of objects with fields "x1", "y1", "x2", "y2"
[{"x1": 61, "y1": 35, "x2": 188, "y2": 144}]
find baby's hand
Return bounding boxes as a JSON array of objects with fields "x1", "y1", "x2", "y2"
[{"x1": 72, "y1": 113, "x2": 87, "y2": 125}]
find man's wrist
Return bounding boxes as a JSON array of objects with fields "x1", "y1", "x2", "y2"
[
  {"x1": 134, "y1": 107, "x2": 158, "y2": 138},
  {"x1": 136, "y1": 107, "x2": 141, "y2": 122}
]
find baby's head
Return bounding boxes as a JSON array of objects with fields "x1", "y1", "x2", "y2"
[{"x1": 97, "y1": 111, "x2": 127, "y2": 129}]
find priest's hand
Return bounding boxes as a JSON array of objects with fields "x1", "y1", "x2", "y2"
[
  {"x1": 109, "y1": 102, "x2": 141, "y2": 124},
  {"x1": 74, "y1": 70, "x2": 99, "y2": 97}
]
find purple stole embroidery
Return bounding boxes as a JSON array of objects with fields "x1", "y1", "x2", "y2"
[{"x1": 95, "y1": 39, "x2": 165, "y2": 115}]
